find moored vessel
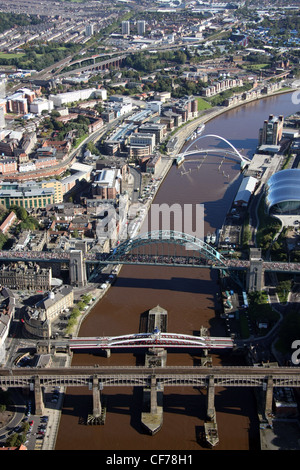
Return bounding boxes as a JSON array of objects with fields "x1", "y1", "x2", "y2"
[{"x1": 197, "y1": 123, "x2": 205, "y2": 135}]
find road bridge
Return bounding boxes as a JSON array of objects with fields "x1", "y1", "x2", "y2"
[
  {"x1": 67, "y1": 330, "x2": 234, "y2": 351},
  {"x1": 1, "y1": 232, "x2": 300, "y2": 290}
]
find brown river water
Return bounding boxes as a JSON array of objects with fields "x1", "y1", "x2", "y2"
[{"x1": 55, "y1": 92, "x2": 299, "y2": 451}]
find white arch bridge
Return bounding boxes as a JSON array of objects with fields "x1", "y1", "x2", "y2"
[
  {"x1": 176, "y1": 133, "x2": 251, "y2": 167},
  {"x1": 68, "y1": 329, "x2": 234, "y2": 351}
]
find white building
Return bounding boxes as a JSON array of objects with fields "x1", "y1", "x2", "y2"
[
  {"x1": 49, "y1": 88, "x2": 97, "y2": 107},
  {"x1": 146, "y1": 100, "x2": 162, "y2": 114},
  {"x1": 19, "y1": 162, "x2": 36, "y2": 172},
  {"x1": 94, "y1": 88, "x2": 107, "y2": 101},
  {"x1": 234, "y1": 176, "x2": 258, "y2": 207},
  {"x1": 30, "y1": 98, "x2": 54, "y2": 115}
]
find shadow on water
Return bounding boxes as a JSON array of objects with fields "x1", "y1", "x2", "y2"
[{"x1": 114, "y1": 276, "x2": 215, "y2": 294}]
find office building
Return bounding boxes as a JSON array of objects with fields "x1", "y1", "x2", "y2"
[
  {"x1": 24, "y1": 285, "x2": 74, "y2": 339},
  {"x1": 129, "y1": 133, "x2": 156, "y2": 154},
  {"x1": 92, "y1": 168, "x2": 122, "y2": 200},
  {"x1": 0, "y1": 181, "x2": 56, "y2": 209},
  {"x1": 0, "y1": 263, "x2": 52, "y2": 291}
]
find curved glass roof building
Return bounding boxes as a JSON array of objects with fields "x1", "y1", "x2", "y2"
[{"x1": 265, "y1": 169, "x2": 300, "y2": 215}]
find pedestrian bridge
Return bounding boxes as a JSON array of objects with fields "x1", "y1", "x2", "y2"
[{"x1": 177, "y1": 134, "x2": 251, "y2": 167}]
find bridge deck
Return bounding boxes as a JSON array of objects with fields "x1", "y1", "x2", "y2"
[
  {"x1": 68, "y1": 333, "x2": 234, "y2": 350},
  {"x1": 1, "y1": 366, "x2": 300, "y2": 388}
]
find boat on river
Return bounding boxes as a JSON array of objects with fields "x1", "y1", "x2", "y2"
[
  {"x1": 205, "y1": 232, "x2": 211, "y2": 244},
  {"x1": 197, "y1": 123, "x2": 205, "y2": 135},
  {"x1": 210, "y1": 232, "x2": 216, "y2": 244}
]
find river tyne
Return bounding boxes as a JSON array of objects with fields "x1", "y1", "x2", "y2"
[{"x1": 55, "y1": 92, "x2": 299, "y2": 451}]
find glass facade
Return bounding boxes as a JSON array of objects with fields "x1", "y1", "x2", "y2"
[{"x1": 265, "y1": 169, "x2": 300, "y2": 215}]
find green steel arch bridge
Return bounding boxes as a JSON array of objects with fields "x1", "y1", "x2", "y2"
[
  {"x1": 104, "y1": 230, "x2": 227, "y2": 269},
  {"x1": 1, "y1": 231, "x2": 300, "y2": 289}
]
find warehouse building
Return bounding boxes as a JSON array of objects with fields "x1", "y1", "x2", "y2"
[{"x1": 233, "y1": 176, "x2": 258, "y2": 207}]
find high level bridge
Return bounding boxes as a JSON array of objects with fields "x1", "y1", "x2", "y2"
[{"x1": 0, "y1": 365, "x2": 299, "y2": 424}]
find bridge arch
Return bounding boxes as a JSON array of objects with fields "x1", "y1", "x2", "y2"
[
  {"x1": 182, "y1": 133, "x2": 250, "y2": 164},
  {"x1": 108, "y1": 230, "x2": 227, "y2": 266}
]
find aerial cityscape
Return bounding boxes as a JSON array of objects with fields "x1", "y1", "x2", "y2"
[{"x1": 0, "y1": 0, "x2": 300, "y2": 456}]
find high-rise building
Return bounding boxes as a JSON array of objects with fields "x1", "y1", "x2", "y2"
[
  {"x1": 259, "y1": 114, "x2": 284, "y2": 146},
  {"x1": 122, "y1": 21, "x2": 130, "y2": 36},
  {"x1": 137, "y1": 20, "x2": 146, "y2": 35},
  {"x1": 85, "y1": 23, "x2": 94, "y2": 36}
]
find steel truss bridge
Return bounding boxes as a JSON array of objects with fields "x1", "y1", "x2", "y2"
[
  {"x1": 67, "y1": 331, "x2": 234, "y2": 351},
  {"x1": 106, "y1": 230, "x2": 227, "y2": 268},
  {"x1": 1, "y1": 366, "x2": 300, "y2": 389}
]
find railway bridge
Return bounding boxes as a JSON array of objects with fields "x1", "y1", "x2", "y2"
[{"x1": 0, "y1": 365, "x2": 299, "y2": 426}]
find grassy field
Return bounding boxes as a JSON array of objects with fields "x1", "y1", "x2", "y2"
[
  {"x1": 197, "y1": 97, "x2": 212, "y2": 110},
  {"x1": 0, "y1": 52, "x2": 25, "y2": 59}
]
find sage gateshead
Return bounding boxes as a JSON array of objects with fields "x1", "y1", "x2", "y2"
[{"x1": 265, "y1": 169, "x2": 300, "y2": 215}]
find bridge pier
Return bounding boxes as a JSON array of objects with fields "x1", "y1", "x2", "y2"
[
  {"x1": 104, "y1": 349, "x2": 111, "y2": 358},
  {"x1": 246, "y1": 248, "x2": 264, "y2": 292},
  {"x1": 87, "y1": 375, "x2": 106, "y2": 425},
  {"x1": 207, "y1": 375, "x2": 215, "y2": 420},
  {"x1": 264, "y1": 375, "x2": 274, "y2": 421},
  {"x1": 69, "y1": 250, "x2": 87, "y2": 287},
  {"x1": 34, "y1": 376, "x2": 44, "y2": 416},
  {"x1": 141, "y1": 374, "x2": 163, "y2": 435},
  {"x1": 150, "y1": 375, "x2": 157, "y2": 414}
]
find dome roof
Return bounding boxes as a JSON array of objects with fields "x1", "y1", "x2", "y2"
[{"x1": 265, "y1": 169, "x2": 300, "y2": 211}]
